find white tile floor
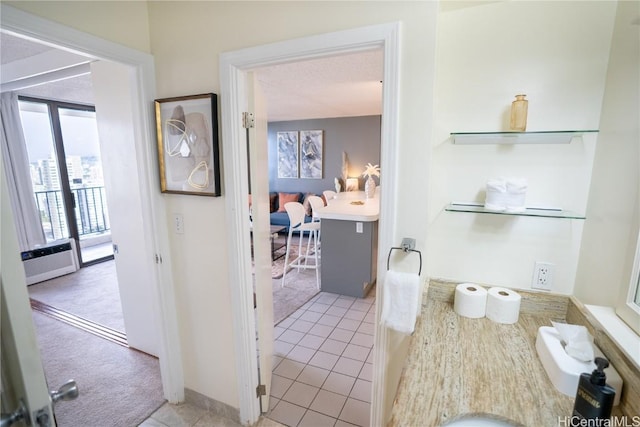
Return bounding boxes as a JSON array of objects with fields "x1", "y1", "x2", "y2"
[{"x1": 266, "y1": 290, "x2": 375, "y2": 427}]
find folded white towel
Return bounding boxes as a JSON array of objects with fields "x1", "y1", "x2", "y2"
[
  {"x1": 380, "y1": 270, "x2": 421, "y2": 335},
  {"x1": 485, "y1": 177, "x2": 508, "y2": 211},
  {"x1": 506, "y1": 177, "x2": 528, "y2": 193},
  {"x1": 505, "y1": 177, "x2": 528, "y2": 212}
]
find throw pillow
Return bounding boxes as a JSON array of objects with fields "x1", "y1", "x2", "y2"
[
  {"x1": 277, "y1": 192, "x2": 300, "y2": 212},
  {"x1": 302, "y1": 193, "x2": 315, "y2": 216},
  {"x1": 269, "y1": 193, "x2": 277, "y2": 213}
]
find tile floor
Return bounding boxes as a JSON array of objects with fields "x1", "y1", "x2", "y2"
[
  {"x1": 266, "y1": 290, "x2": 375, "y2": 427},
  {"x1": 140, "y1": 291, "x2": 376, "y2": 427}
]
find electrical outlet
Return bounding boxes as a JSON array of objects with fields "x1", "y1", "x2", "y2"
[{"x1": 532, "y1": 261, "x2": 554, "y2": 290}]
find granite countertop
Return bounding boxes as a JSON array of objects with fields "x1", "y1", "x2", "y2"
[{"x1": 389, "y1": 283, "x2": 628, "y2": 426}]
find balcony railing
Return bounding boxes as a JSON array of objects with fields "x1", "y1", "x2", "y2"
[{"x1": 34, "y1": 186, "x2": 110, "y2": 242}]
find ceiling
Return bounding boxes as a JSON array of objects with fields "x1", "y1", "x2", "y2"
[{"x1": 0, "y1": 32, "x2": 383, "y2": 121}]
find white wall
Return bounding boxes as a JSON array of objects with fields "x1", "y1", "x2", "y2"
[
  {"x1": 429, "y1": 1, "x2": 617, "y2": 294},
  {"x1": 5, "y1": 0, "x2": 151, "y2": 53},
  {"x1": 575, "y1": 0, "x2": 640, "y2": 307}
]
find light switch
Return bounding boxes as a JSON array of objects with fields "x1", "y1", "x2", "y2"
[
  {"x1": 173, "y1": 213, "x2": 184, "y2": 234},
  {"x1": 356, "y1": 222, "x2": 363, "y2": 233}
]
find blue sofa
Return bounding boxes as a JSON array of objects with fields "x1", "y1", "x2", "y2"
[{"x1": 269, "y1": 192, "x2": 314, "y2": 230}]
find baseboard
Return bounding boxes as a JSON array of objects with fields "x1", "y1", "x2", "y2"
[{"x1": 184, "y1": 388, "x2": 240, "y2": 423}]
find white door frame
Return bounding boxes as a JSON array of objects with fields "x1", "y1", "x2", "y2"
[
  {"x1": 0, "y1": 4, "x2": 185, "y2": 403},
  {"x1": 220, "y1": 22, "x2": 401, "y2": 425}
]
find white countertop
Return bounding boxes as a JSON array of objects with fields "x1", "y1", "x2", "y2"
[{"x1": 316, "y1": 190, "x2": 379, "y2": 222}]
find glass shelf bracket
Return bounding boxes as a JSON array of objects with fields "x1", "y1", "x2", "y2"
[{"x1": 450, "y1": 130, "x2": 599, "y2": 145}]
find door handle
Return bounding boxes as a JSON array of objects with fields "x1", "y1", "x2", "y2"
[
  {"x1": 0, "y1": 399, "x2": 29, "y2": 427},
  {"x1": 29, "y1": 381, "x2": 80, "y2": 427},
  {"x1": 50, "y1": 380, "x2": 79, "y2": 403}
]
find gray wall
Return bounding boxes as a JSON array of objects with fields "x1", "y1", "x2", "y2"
[{"x1": 268, "y1": 116, "x2": 381, "y2": 194}]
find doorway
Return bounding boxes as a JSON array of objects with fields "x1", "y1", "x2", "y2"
[
  {"x1": 249, "y1": 54, "x2": 382, "y2": 426},
  {"x1": 221, "y1": 22, "x2": 401, "y2": 425},
  {"x1": 1, "y1": 3, "x2": 182, "y2": 409}
]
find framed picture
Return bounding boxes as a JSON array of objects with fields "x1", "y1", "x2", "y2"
[
  {"x1": 155, "y1": 93, "x2": 221, "y2": 196},
  {"x1": 300, "y1": 130, "x2": 323, "y2": 179},
  {"x1": 277, "y1": 131, "x2": 299, "y2": 178}
]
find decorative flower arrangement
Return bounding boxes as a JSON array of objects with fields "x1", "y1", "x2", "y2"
[{"x1": 362, "y1": 163, "x2": 380, "y2": 179}]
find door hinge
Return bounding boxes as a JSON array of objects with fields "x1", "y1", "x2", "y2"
[
  {"x1": 256, "y1": 384, "x2": 266, "y2": 397},
  {"x1": 155, "y1": 254, "x2": 163, "y2": 264},
  {"x1": 242, "y1": 112, "x2": 255, "y2": 129}
]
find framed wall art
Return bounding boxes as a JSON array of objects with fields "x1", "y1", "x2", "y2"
[
  {"x1": 299, "y1": 130, "x2": 323, "y2": 179},
  {"x1": 155, "y1": 93, "x2": 221, "y2": 196},
  {"x1": 277, "y1": 131, "x2": 299, "y2": 178}
]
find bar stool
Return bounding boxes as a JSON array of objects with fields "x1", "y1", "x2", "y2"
[
  {"x1": 282, "y1": 202, "x2": 320, "y2": 290},
  {"x1": 322, "y1": 190, "x2": 337, "y2": 204},
  {"x1": 307, "y1": 195, "x2": 325, "y2": 253}
]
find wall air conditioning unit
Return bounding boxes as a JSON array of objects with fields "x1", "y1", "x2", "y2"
[{"x1": 21, "y1": 239, "x2": 79, "y2": 285}]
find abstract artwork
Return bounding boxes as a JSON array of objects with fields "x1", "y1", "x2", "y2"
[
  {"x1": 299, "y1": 130, "x2": 323, "y2": 179},
  {"x1": 277, "y1": 131, "x2": 299, "y2": 178},
  {"x1": 155, "y1": 93, "x2": 221, "y2": 196}
]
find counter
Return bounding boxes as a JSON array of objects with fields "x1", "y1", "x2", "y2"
[
  {"x1": 389, "y1": 281, "x2": 627, "y2": 426},
  {"x1": 315, "y1": 190, "x2": 379, "y2": 222},
  {"x1": 316, "y1": 191, "x2": 379, "y2": 298}
]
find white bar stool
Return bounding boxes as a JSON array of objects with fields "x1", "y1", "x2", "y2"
[
  {"x1": 281, "y1": 201, "x2": 320, "y2": 290},
  {"x1": 307, "y1": 195, "x2": 325, "y2": 254}
]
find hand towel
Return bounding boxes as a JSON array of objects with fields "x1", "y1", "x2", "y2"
[{"x1": 380, "y1": 270, "x2": 421, "y2": 335}]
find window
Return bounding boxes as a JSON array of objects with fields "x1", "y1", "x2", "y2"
[{"x1": 616, "y1": 230, "x2": 640, "y2": 336}]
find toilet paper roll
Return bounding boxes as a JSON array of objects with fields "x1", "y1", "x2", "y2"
[
  {"x1": 453, "y1": 283, "x2": 488, "y2": 319},
  {"x1": 486, "y1": 287, "x2": 521, "y2": 324}
]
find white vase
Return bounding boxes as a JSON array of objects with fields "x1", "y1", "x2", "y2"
[{"x1": 364, "y1": 176, "x2": 376, "y2": 198}]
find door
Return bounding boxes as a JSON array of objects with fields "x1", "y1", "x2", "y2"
[
  {"x1": 2, "y1": 161, "x2": 56, "y2": 426},
  {"x1": 56, "y1": 106, "x2": 113, "y2": 265},
  {"x1": 18, "y1": 98, "x2": 114, "y2": 267},
  {"x1": 247, "y1": 72, "x2": 274, "y2": 412},
  {"x1": 89, "y1": 61, "x2": 159, "y2": 356}
]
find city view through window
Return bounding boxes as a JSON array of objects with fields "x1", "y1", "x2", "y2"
[{"x1": 19, "y1": 100, "x2": 112, "y2": 263}]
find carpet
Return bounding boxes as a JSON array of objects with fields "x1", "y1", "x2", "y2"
[
  {"x1": 32, "y1": 311, "x2": 165, "y2": 427},
  {"x1": 271, "y1": 245, "x2": 301, "y2": 279},
  {"x1": 272, "y1": 269, "x2": 320, "y2": 325},
  {"x1": 27, "y1": 260, "x2": 125, "y2": 333},
  {"x1": 266, "y1": 236, "x2": 320, "y2": 324}
]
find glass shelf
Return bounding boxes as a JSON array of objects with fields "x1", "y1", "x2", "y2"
[
  {"x1": 445, "y1": 203, "x2": 586, "y2": 220},
  {"x1": 451, "y1": 130, "x2": 598, "y2": 145}
]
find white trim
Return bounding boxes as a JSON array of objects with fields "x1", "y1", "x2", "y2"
[
  {"x1": 625, "y1": 230, "x2": 640, "y2": 314},
  {"x1": 585, "y1": 305, "x2": 640, "y2": 370},
  {"x1": 0, "y1": 3, "x2": 184, "y2": 403},
  {"x1": 220, "y1": 22, "x2": 401, "y2": 425},
  {"x1": 1, "y1": 62, "x2": 91, "y2": 93}
]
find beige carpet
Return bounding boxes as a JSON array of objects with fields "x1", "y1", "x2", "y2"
[
  {"x1": 32, "y1": 311, "x2": 165, "y2": 427},
  {"x1": 272, "y1": 268, "x2": 320, "y2": 325},
  {"x1": 27, "y1": 260, "x2": 125, "y2": 332}
]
